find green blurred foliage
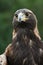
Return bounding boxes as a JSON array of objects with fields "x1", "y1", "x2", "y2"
[{"x1": 0, "y1": 0, "x2": 43, "y2": 54}]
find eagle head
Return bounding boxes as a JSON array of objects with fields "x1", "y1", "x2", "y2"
[
  {"x1": 12, "y1": 9, "x2": 41, "y2": 39},
  {"x1": 13, "y1": 9, "x2": 37, "y2": 30}
]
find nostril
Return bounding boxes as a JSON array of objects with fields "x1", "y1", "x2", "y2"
[
  {"x1": 18, "y1": 18, "x2": 21, "y2": 22},
  {"x1": 0, "y1": 61, "x2": 2, "y2": 63},
  {"x1": 19, "y1": 18, "x2": 21, "y2": 21},
  {"x1": 1, "y1": 61, "x2": 2, "y2": 62}
]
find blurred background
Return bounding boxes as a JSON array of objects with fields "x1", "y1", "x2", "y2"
[{"x1": 0, "y1": 0, "x2": 43, "y2": 54}]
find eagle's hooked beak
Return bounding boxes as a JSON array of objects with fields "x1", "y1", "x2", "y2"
[{"x1": 18, "y1": 12, "x2": 28, "y2": 22}]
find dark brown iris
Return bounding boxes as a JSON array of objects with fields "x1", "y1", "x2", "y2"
[
  {"x1": 25, "y1": 12, "x2": 28, "y2": 16},
  {"x1": 15, "y1": 14, "x2": 18, "y2": 18}
]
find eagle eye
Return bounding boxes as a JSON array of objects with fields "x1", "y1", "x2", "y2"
[
  {"x1": 25, "y1": 12, "x2": 28, "y2": 16},
  {"x1": 15, "y1": 14, "x2": 18, "y2": 18}
]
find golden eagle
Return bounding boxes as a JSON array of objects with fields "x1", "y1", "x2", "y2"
[{"x1": 5, "y1": 9, "x2": 43, "y2": 65}]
